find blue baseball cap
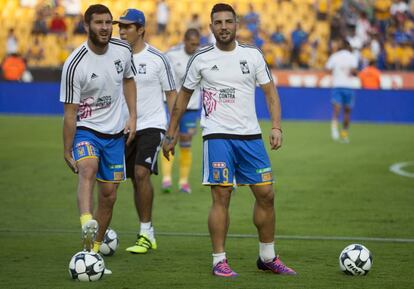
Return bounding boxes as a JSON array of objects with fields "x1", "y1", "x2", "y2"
[{"x1": 113, "y1": 9, "x2": 145, "y2": 26}]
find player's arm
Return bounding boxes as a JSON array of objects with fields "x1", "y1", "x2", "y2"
[
  {"x1": 165, "y1": 89, "x2": 177, "y2": 115},
  {"x1": 63, "y1": 103, "x2": 79, "y2": 173},
  {"x1": 260, "y1": 81, "x2": 282, "y2": 150},
  {"x1": 162, "y1": 87, "x2": 193, "y2": 160},
  {"x1": 123, "y1": 77, "x2": 137, "y2": 146}
]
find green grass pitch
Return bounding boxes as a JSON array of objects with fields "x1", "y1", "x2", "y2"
[{"x1": 0, "y1": 115, "x2": 413, "y2": 289}]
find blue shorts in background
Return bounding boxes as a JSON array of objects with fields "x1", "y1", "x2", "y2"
[
  {"x1": 331, "y1": 88, "x2": 355, "y2": 108},
  {"x1": 202, "y1": 138, "x2": 273, "y2": 186},
  {"x1": 72, "y1": 129, "x2": 126, "y2": 182},
  {"x1": 179, "y1": 110, "x2": 199, "y2": 134}
]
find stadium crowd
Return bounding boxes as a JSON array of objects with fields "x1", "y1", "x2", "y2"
[{"x1": 1, "y1": 0, "x2": 414, "y2": 78}]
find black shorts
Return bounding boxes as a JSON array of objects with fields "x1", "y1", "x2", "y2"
[{"x1": 125, "y1": 128, "x2": 165, "y2": 178}]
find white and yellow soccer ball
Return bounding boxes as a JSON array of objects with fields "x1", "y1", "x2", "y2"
[
  {"x1": 99, "y1": 228, "x2": 119, "y2": 256},
  {"x1": 68, "y1": 251, "x2": 105, "y2": 281},
  {"x1": 339, "y1": 244, "x2": 373, "y2": 276}
]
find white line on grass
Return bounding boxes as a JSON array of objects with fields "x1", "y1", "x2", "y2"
[
  {"x1": 389, "y1": 161, "x2": 414, "y2": 178},
  {"x1": 1, "y1": 228, "x2": 413, "y2": 243}
]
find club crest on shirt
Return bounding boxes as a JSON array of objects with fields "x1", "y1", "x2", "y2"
[
  {"x1": 213, "y1": 169, "x2": 220, "y2": 180},
  {"x1": 114, "y1": 59, "x2": 123, "y2": 74},
  {"x1": 240, "y1": 60, "x2": 250, "y2": 74},
  {"x1": 114, "y1": 171, "x2": 124, "y2": 181},
  {"x1": 138, "y1": 63, "x2": 147, "y2": 74}
]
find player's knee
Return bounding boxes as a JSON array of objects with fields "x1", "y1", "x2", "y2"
[
  {"x1": 134, "y1": 165, "x2": 150, "y2": 181},
  {"x1": 100, "y1": 188, "x2": 117, "y2": 206},
  {"x1": 257, "y1": 189, "x2": 274, "y2": 205}
]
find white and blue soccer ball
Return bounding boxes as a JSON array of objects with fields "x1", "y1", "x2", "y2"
[
  {"x1": 99, "y1": 228, "x2": 119, "y2": 256},
  {"x1": 339, "y1": 244, "x2": 373, "y2": 276},
  {"x1": 68, "y1": 251, "x2": 105, "y2": 281}
]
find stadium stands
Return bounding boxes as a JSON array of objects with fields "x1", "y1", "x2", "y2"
[{"x1": 0, "y1": 0, "x2": 413, "y2": 70}]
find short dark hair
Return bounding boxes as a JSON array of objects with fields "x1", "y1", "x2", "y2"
[
  {"x1": 210, "y1": 3, "x2": 236, "y2": 21},
  {"x1": 84, "y1": 4, "x2": 112, "y2": 24},
  {"x1": 184, "y1": 28, "x2": 200, "y2": 40}
]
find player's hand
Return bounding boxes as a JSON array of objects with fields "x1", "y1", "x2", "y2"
[
  {"x1": 269, "y1": 128, "x2": 282, "y2": 150},
  {"x1": 124, "y1": 117, "x2": 136, "y2": 146},
  {"x1": 64, "y1": 151, "x2": 78, "y2": 173},
  {"x1": 162, "y1": 134, "x2": 177, "y2": 161}
]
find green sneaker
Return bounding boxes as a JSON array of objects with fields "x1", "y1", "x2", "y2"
[{"x1": 126, "y1": 234, "x2": 157, "y2": 254}]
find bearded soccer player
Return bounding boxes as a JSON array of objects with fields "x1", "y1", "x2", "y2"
[
  {"x1": 60, "y1": 4, "x2": 137, "y2": 273},
  {"x1": 163, "y1": 3, "x2": 296, "y2": 277}
]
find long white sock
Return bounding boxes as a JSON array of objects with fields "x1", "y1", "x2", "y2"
[
  {"x1": 331, "y1": 120, "x2": 339, "y2": 140},
  {"x1": 259, "y1": 241, "x2": 276, "y2": 263},
  {"x1": 140, "y1": 222, "x2": 155, "y2": 242},
  {"x1": 212, "y1": 252, "x2": 226, "y2": 266}
]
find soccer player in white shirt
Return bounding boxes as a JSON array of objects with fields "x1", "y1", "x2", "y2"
[
  {"x1": 163, "y1": 3, "x2": 296, "y2": 277},
  {"x1": 325, "y1": 40, "x2": 359, "y2": 143},
  {"x1": 114, "y1": 9, "x2": 177, "y2": 254},
  {"x1": 161, "y1": 28, "x2": 201, "y2": 194},
  {"x1": 60, "y1": 4, "x2": 137, "y2": 272}
]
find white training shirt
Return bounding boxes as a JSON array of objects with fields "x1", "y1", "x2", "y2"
[
  {"x1": 325, "y1": 49, "x2": 359, "y2": 88},
  {"x1": 127, "y1": 43, "x2": 176, "y2": 131},
  {"x1": 183, "y1": 42, "x2": 273, "y2": 137},
  {"x1": 166, "y1": 44, "x2": 201, "y2": 110},
  {"x1": 60, "y1": 39, "x2": 136, "y2": 134}
]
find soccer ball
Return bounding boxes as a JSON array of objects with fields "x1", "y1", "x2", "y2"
[
  {"x1": 99, "y1": 228, "x2": 119, "y2": 256},
  {"x1": 68, "y1": 251, "x2": 105, "y2": 281},
  {"x1": 339, "y1": 244, "x2": 373, "y2": 276}
]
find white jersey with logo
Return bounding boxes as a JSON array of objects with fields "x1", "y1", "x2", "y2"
[
  {"x1": 166, "y1": 44, "x2": 201, "y2": 110},
  {"x1": 126, "y1": 43, "x2": 176, "y2": 131},
  {"x1": 325, "y1": 49, "x2": 358, "y2": 88},
  {"x1": 183, "y1": 42, "x2": 273, "y2": 137},
  {"x1": 60, "y1": 39, "x2": 136, "y2": 134}
]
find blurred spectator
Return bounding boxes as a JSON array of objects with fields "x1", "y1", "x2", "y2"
[
  {"x1": 26, "y1": 37, "x2": 45, "y2": 66},
  {"x1": 342, "y1": 1, "x2": 359, "y2": 27},
  {"x1": 156, "y1": 0, "x2": 169, "y2": 35},
  {"x1": 1, "y1": 53, "x2": 26, "y2": 81},
  {"x1": 187, "y1": 14, "x2": 202, "y2": 31},
  {"x1": 330, "y1": 12, "x2": 346, "y2": 41},
  {"x1": 244, "y1": 4, "x2": 260, "y2": 35},
  {"x1": 370, "y1": 33, "x2": 381, "y2": 59},
  {"x1": 6, "y1": 29, "x2": 18, "y2": 55},
  {"x1": 397, "y1": 42, "x2": 414, "y2": 70},
  {"x1": 384, "y1": 38, "x2": 398, "y2": 69},
  {"x1": 347, "y1": 25, "x2": 363, "y2": 62},
  {"x1": 359, "y1": 59, "x2": 381, "y2": 89},
  {"x1": 360, "y1": 42, "x2": 376, "y2": 67},
  {"x1": 315, "y1": 0, "x2": 329, "y2": 21},
  {"x1": 49, "y1": 12, "x2": 67, "y2": 35},
  {"x1": 270, "y1": 25, "x2": 286, "y2": 44},
  {"x1": 290, "y1": 23, "x2": 308, "y2": 67},
  {"x1": 32, "y1": 9, "x2": 48, "y2": 35},
  {"x1": 391, "y1": 0, "x2": 409, "y2": 16},
  {"x1": 356, "y1": 11, "x2": 372, "y2": 44},
  {"x1": 374, "y1": 0, "x2": 392, "y2": 35},
  {"x1": 394, "y1": 24, "x2": 411, "y2": 43},
  {"x1": 73, "y1": 14, "x2": 86, "y2": 35},
  {"x1": 61, "y1": 0, "x2": 81, "y2": 17},
  {"x1": 299, "y1": 41, "x2": 312, "y2": 68}
]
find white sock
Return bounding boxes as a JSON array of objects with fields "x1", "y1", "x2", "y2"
[
  {"x1": 140, "y1": 222, "x2": 155, "y2": 241},
  {"x1": 259, "y1": 241, "x2": 276, "y2": 263},
  {"x1": 331, "y1": 120, "x2": 339, "y2": 139},
  {"x1": 212, "y1": 252, "x2": 226, "y2": 266}
]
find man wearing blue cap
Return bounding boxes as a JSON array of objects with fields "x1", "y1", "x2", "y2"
[{"x1": 114, "y1": 9, "x2": 177, "y2": 254}]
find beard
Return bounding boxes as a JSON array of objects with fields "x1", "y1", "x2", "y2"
[
  {"x1": 214, "y1": 30, "x2": 236, "y2": 46},
  {"x1": 89, "y1": 28, "x2": 112, "y2": 48}
]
